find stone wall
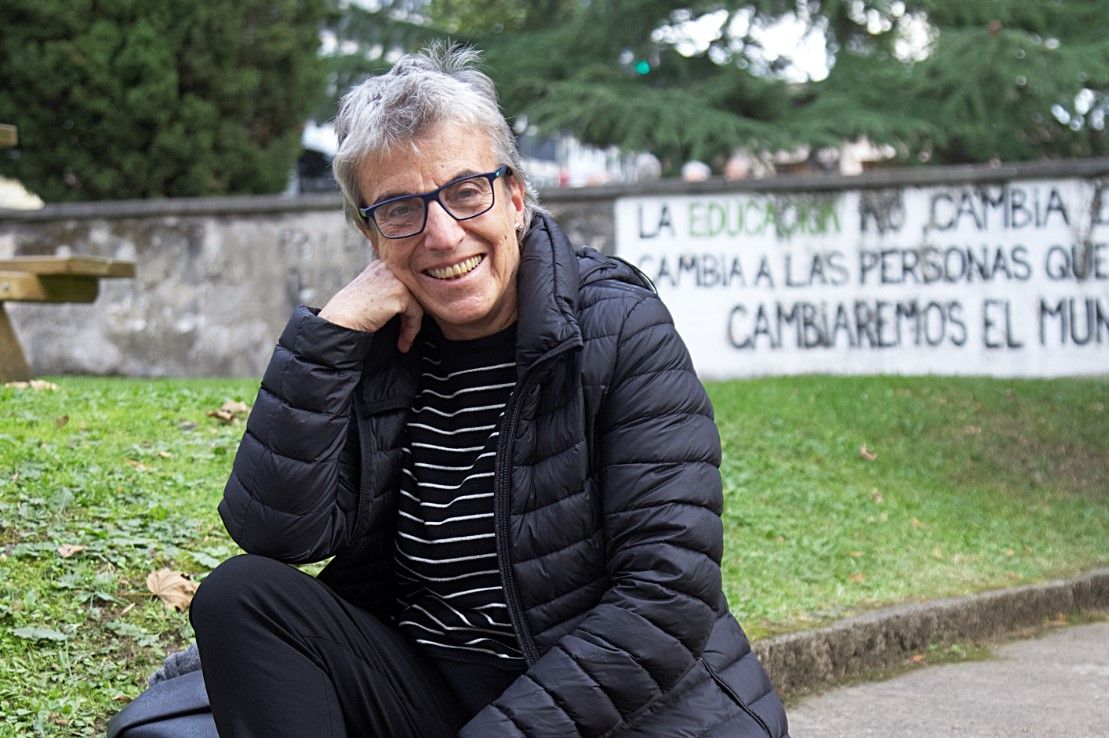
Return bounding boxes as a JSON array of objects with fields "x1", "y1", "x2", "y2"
[{"x1": 1, "y1": 157, "x2": 1106, "y2": 377}]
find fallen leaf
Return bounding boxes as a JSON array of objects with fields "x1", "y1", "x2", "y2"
[
  {"x1": 56, "y1": 544, "x2": 86, "y2": 558},
  {"x1": 849, "y1": 572, "x2": 866, "y2": 583},
  {"x1": 223, "y1": 399, "x2": 249, "y2": 413},
  {"x1": 12, "y1": 626, "x2": 69, "y2": 642},
  {"x1": 207, "y1": 400, "x2": 250, "y2": 424},
  {"x1": 910, "y1": 654, "x2": 926, "y2": 664},
  {"x1": 146, "y1": 568, "x2": 198, "y2": 612},
  {"x1": 124, "y1": 459, "x2": 148, "y2": 472},
  {"x1": 112, "y1": 695, "x2": 131, "y2": 704},
  {"x1": 911, "y1": 517, "x2": 924, "y2": 529},
  {"x1": 858, "y1": 444, "x2": 878, "y2": 462},
  {"x1": 931, "y1": 546, "x2": 945, "y2": 560},
  {"x1": 54, "y1": 415, "x2": 69, "y2": 429},
  {"x1": 3, "y1": 379, "x2": 60, "y2": 391},
  {"x1": 869, "y1": 488, "x2": 884, "y2": 504},
  {"x1": 848, "y1": 551, "x2": 864, "y2": 558},
  {"x1": 1004, "y1": 547, "x2": 1015, "y2": 557},
  {"x1": 157, "y1": 450, "x2": 173, "y2": 459}
]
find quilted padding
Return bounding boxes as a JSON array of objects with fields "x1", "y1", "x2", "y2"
[{"x1": 218, "y1": 214, "x2": 788, "y2": 737}]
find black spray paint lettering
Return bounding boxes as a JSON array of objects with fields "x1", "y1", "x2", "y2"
[
  {"x1": 859, "y1": 190, "x2": 906, "y2": 235},
  {"x1": 930, "y1": 185, "x2": 1069, "y2": 231},
  {"x1": 727, "y1": 299, "x2": 968, "y2": 351},
  {"x1": 858, "y1": 245, "x2": 1032, "y2": 286},
  {"x1": 1039, "y1": 298, "x2": 1109, "y2": 346},
  {"x1": 982, "y1": 299, "x2": 1024, "y2": 349},
  {"x1": 1043, "y1": 243, "x2": 1109, "y2": 281},
  {"x1": 637, "y1": 204, "x2": 675, "y2": 239},
  {"x1": 637, "y1": 252, "x2": 849, "y2": 289}
]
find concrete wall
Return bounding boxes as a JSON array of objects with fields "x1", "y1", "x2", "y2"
[{"x1": 1, "y1": 158, "x2": 1106, "y2": 377}]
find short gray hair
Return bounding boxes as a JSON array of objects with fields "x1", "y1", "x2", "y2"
[{"x1": 332, "y1": 41, "x2": 542, "y2": 232}]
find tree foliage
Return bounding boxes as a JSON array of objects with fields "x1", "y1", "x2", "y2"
[
  {"x1": 0, "y1": 0, "x2": 333, "y2": 201},
  {"x1": 327, "y1": 0, "x2": 1108, "y2": 171}
]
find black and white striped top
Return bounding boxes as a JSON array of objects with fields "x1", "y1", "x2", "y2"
[{"x1": 394, "y1": 322, "x2": 524, "y2": 665}]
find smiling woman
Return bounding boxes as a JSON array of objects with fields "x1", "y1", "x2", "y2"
[
  {"x1": 185, "y1": 42, "x2": 789, "y2": 738},
  {"x1": 350, "y1": 123, "x2": 525, "y2": 341}
]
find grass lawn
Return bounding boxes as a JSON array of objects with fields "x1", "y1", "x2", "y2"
[{"x1": 1, "y1": 375, "x2": 1106, "y2": 736}]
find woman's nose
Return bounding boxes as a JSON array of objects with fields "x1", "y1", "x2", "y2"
[{"x1": 422, "y1": 200, "x2": 464, "y2": 249}]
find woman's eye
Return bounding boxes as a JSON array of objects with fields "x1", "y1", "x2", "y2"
[
  {"x1": 381, "y1": 201, "x2": 418, "y2": 219},
  {"x1": 449, "y1": 183, "x2": 483, "y2": 200}
]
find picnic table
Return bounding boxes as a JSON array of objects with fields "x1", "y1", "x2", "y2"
[{"x1": 0, "y1": 256, "x2": 136, "y2": 381}]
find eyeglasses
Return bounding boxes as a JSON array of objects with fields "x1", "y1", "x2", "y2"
[{"x1": 360, "y1": 165, "x2": 512, "y2": 239}]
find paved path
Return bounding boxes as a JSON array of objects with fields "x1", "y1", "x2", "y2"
[{"x1": 786, "y1": 622, "x2": 1109, "y2": 737}]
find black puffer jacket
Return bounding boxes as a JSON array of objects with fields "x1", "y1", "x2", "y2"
[{"x1": 219, "y1": 214, "x2": 789, "y2": 737}]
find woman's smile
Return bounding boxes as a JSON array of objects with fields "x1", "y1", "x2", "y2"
[{"x1": 423, "y1": 254, "x2": 485, "y2": 280}]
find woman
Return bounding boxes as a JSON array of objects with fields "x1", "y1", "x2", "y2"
[{"x1": 191, "y1": 43, "x2": 789, "y2": 738}]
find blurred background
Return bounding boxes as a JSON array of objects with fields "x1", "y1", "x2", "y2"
[{"x1": 1, "y1": 0, "x2": 1106, "y2": 205}]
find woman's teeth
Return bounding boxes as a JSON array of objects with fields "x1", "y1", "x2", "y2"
[{"x1": 426, "y1": 255, "x2": 482, "y2": 280}]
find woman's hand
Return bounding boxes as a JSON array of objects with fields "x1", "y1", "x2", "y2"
[{"x1": 318, "y1": 260, "x2": 424, "y2": 353}]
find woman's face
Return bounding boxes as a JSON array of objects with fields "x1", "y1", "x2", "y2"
[{"x1": 357, "y1": 120, "x2": 525, "y2": 341}]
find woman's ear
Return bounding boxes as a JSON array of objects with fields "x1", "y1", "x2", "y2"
[{"x1": 507, "y1": 174, "x2": 526, "y2": 223}]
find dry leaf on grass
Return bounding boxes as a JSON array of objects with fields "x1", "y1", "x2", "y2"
[
  {"x1": 124, "y1": 459, "x2": 148, "y2": 472},
  {"x1": 910, "y1": 654, "x2": 927, "y2": 664},
  {"x1": 146, "y1": 568, "x2": 198, "y2": 612},
  {"x1": 57, "y1": 543, "x2": 86, "y2": 558},
  {"x1": 4, "y1": 379, "x2": 60, "y2": 391},
  {"x1": 858, "y1": 444, "x2": 878, "y2": 462},
  {"x1": 207, "y1": 400, "x2": 250, "y2": 424},
  {"x1": 55, "y1": 415, "x2": 69, "y2": 429}
]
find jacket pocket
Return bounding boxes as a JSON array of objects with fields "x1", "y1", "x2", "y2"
[{"x1": 703, "y1": 660, "x2": 772, "y2": 738}]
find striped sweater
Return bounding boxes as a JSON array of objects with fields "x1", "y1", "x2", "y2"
[{"x1": 394, "y1": 322, "x2": 524, "y2": 666}]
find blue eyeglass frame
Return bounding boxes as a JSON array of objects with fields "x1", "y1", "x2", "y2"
[{"x1": 359, "y1": 164, "x2": 513, "y2": 239}]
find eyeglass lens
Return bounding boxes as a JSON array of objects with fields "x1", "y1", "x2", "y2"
[{"x1": 375, "y1": 174, "x2": 495, "y2": 238}]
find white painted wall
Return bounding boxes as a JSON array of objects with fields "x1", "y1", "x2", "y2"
[{"x1": 615, "y1": 178, "x2": 1109, "y2": 377}]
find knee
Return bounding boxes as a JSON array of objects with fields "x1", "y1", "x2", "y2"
[{"x1": 190, "y1": 554, "x2": 291, "y2": 634}]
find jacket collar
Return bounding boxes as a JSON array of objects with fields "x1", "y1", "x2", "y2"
[{"x1": 514, "y1": 213, "x2": 584, "y2": 375}]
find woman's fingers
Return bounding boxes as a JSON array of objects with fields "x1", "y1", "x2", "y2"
[
  {"x1": 318, "y1": 261, "x2": 419, "y2": 335},
  {"x1": 397, "y1": 296, "x2": 424, "y2": 353}
]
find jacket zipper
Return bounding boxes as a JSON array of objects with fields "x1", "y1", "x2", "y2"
[
  {"x1": 704, "y1": 660, "x2": 772, "y2": 737},
  {"x1": 494, "y1": 352, "x2": 567, "y2": 666}
]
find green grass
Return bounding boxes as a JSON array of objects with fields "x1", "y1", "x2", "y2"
[
  {"x1": 1, "y1": 375, "x2": 1107, "y2": 736},
  {"x1": 709, "y1": 376, "x2": 1109, "y2": 636}
]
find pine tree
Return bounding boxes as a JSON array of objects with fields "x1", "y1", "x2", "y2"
[
  {"x1": 327, "y1": 0, "x2": 1108, "y2": 170},
  {"x1": 0, "y1": 0, "x2": 333, "y2": 201},
  {"x1": 792, "y1": 0, "x2": 1108, "y2": 164}
]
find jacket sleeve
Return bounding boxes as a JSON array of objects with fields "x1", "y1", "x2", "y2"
[
  {"x1": 218, "y1": 305, "x2": 375, "y2": 563},
  {"x1": 461, "y1": 294, "x2": 724, "y2": 737}
]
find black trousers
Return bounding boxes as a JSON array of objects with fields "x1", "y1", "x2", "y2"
[{"x1": 190, "y1": 555, "x2": 469, "y2": 738}]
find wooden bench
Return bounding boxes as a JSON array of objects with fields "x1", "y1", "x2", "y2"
[{"x1": 0, "y1": 256, "x2": 136, "y2": 381}]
